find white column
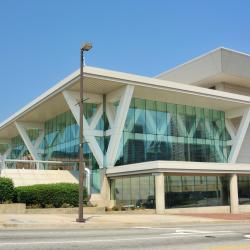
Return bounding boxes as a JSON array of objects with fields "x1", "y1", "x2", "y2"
[
  {"x1": 155, "y1": 173, "x2": 165, "y2": 214},
  {"x1": 229, "y1": 174, "x2": 239, "y2": 214}
]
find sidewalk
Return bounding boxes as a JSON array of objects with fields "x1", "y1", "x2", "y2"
[{"x1": 0, "y1": 212, "x2": 245, "y2": 230}]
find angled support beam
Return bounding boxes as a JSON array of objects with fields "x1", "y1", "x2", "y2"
[
  {"x1": 63, "y1": 90, "x2": 104, "y2": 168},
  {"x1": 16, "y1": 122, "x2": 43, "y2": 130},
  {"x1": 106, "y1": 103, "x2": 116, "y2": 128},
  {"x1": 225, "y1": 119, "x2": 236, "y2": 139},
  {"x1": 106, "y1": 88, "x2": 124, "y2": 103},
  {"x1": 15, "y1": 122, "x2": 44, "y2": 163},
  {"x1": 105, "y1": 85, "x2": 134, "y2": 167},
  {"x1": 228, "y1": 107, "x2": 250, "y2": 163},
  {"x1": 90, "y1": 104, "x2": 103, "y2": 129}
]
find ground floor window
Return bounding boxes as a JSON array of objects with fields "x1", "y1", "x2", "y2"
[
  {"x1": 165, "y1": 175, "x2": 229, "y2": 208},
  {"x1": 110, "y1": 175, "x2": 155, "y2": 208},
  {"x1": 238, "y1": 176, "x2": 250, "y2": 205}
]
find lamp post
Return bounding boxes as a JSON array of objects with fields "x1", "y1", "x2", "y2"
[{"x1": 77, "y1": 42, "x2": 92, "y2": 223}]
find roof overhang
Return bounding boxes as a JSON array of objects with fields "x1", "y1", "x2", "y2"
[
  {"x1": 106, "y1": 161, "x2": 250, "y2": 177},
  {"x1": 156, "y1": 47, "x2": 250, "y2": 88},
  {"x1": 1, "y1": 66, "x2": 250, "y2": 138}
]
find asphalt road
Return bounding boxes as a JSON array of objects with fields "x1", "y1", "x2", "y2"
[{"x1": 1, "y1": 223, "x2": 250, "y2": 250}]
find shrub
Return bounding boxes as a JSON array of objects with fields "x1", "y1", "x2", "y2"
[
  {"x1": 15, "y1": 183, "x2": 88, "y2": 208},
  {"x1": 0, "y1": 177, "x2": 15, "y2": 203}
]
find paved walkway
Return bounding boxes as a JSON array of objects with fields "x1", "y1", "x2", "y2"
[
  {"x1": 1, "y1": 213, "x2": 250, "y2": 230},
  {"x1": 177, "y1": 213, "x2": 250, "y2": 221}
]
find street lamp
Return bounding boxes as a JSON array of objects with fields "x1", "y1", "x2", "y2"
[{"x1": 76, "y1": 42, "x2": 93, "y2": 223}]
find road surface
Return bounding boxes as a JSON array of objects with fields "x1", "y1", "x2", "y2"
[{"x1": 1, "y1": 222, "x2": 250, "y2": 249}]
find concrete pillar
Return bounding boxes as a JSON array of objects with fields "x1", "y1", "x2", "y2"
[
  {"x1": 155, "y1": 173, "x2": 165, "y2": 214},
  {"x1": 90, "y1": 168, "x2": 114, "y2": 208},
  {"x1": 229, "y1": 174, "x2": 239, "y2": 214}
]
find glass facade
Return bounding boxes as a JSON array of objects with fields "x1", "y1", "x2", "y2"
[
  {"x1": 115, "y1": 98, "x2": 230, "y2": 166},
  {"x1": 9, "y1": 129, "x2": 41, "y2": 159},
  {"x1": 110, "y1": 175, "x2": 155, "y2": 208},
  {"x1": 44, "y1": 108, "x2": 104, "y2": 168},
  {"x1": 238, "y1": 176, "x2": 250, "y2": 205},
  {"x1": 43, "y1": 105, "x2": 104, "y2": 193},
  {"x1": 5, "y1": 95, "x2": 233, "y2": 199},
  {"x1": 110, "y1": 174, "x2": 231, "y2": 209},
  {"x1": 165, "y1": 175, "x2": 229, "y2": 208},
  {"x1": 7, "y1": 97, "x2": 230, "y2": 168}
]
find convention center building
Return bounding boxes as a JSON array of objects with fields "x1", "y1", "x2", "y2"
[{"x1": 1, "y1": 47, "x2": 250, "y2": 214}]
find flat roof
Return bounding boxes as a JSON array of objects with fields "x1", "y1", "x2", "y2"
[{"x1": 1, "y1": 65, "x2": 250, "y2": 139}]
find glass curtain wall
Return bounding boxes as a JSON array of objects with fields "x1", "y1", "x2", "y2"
[
  {"x1": 110, "y1": 175, "x2": 155, "y2": 208},
  {"x1": 165, "y1": 175, "x2": 229, "y2": 208},
  {"x1": 9, "y1": 129, "x2": 40, "y2": 160},
  {"x1": 43, "y1": 104, "x2": 104, "y2": 193},
  {"x1": 44, "y1": 106, "x2": 104, "y2": 168},
  {"x1": 115, "y1": 98, "x2": 230, "y2": 166}
]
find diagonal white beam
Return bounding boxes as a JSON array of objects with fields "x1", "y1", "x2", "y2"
[
  {"x1": 105, "y1": 85, "x2": 134, "y2": 167},
  {"x1": 106, "y1": 103, "x2": 116, "y2": 128},
  {"x1": 90, "y1": 104, "x2": 103, "y2": 129},
  {"x1": 106, "y1": 88, "x2": 124, "y2": 103},
  {"x1": 63, "y1": 90, "x2": 104, "y2": 167},
  {"x1": 15, "y1": 122, "x2": 41, "y2": 161},
  {"x1": 228, "y1": 107, "x2": 250, "y2": 163},
  {"x1": 16, "y1": 122, "x2": 43, "y2": 130},
  {"x1": 225, "y1": 119, "x2": 236, "y2": 139}
]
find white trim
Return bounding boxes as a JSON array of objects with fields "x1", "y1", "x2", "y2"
[{"x1": 106, "y1": 160, "x2": 250, "y2": 177}]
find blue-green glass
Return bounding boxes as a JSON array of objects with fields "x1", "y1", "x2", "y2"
[
  {"x1": 134, "y1": 98, "x2": 146, "y2": 134},
  {"x1": 156, "y1": 101, "x2": 167, "y2": 135},
  {"x1": 116, "y1": 97, "x2": 230, "y2": 166},
  {"x1": 146, "y1": 100, "x2": 157, "y2": 135}
]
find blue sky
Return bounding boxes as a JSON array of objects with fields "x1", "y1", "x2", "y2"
[{"x1": 0, "y1": 0, "x2": 250, "y2": 122}]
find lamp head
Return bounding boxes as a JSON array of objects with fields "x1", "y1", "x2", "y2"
[{"x1": 81, "y1": 42, "x2": 93, "y2": 51}]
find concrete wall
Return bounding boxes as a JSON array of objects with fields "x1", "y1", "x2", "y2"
[
  {"x1": 0, "y1": 169, "x2": 78, "y2": 187},
  {"x1": 0, "y1": 203, "x2": 26, "y2": 214}
]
